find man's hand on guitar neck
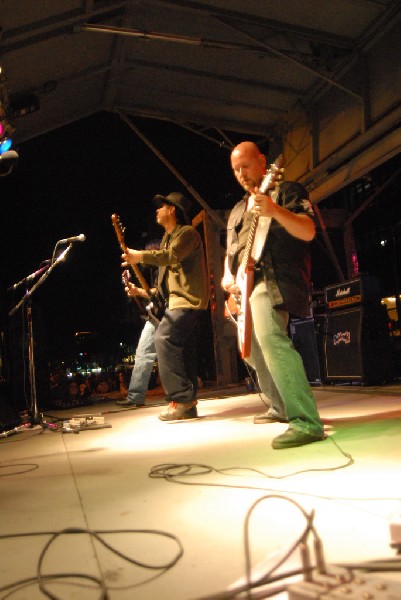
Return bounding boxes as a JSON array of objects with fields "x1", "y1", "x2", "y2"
[
  {"x1": 248, "y1": 189, "x2": 275, "y2": 216},
  {"x1": 249, "y1": 189, "x2": 316, "y2": 242},
  {"x1": 121, "y1": 248, "x2": 144, "y2": 267}
]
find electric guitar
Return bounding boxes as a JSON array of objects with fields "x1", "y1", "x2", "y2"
[
  {"x1": 228, "y1": 155, "x2": 284, "y2": 359},
  {"x1": 111, "y1": 213, "x2": 165, "y2": 324},
  {"x1": 121, "y1": 268, "x2": 148, "y2": 315}
]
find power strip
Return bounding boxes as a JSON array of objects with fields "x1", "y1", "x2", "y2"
[
  {"x1": 389, "y1": 517, "x2": 401, "y2": 554},
  {"x1": 287, "y1": 568, "x2": 400, "y2": 599},
  {"x1": 70, "y1": 413, "x2": 106, "y2": 426},
  {"x1": 62, "y1": 414, "x2": 112, "y2": 433}
]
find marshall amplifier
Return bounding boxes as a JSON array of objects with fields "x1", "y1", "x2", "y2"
[{"x1": 324, "y1": 274, "x2": 381, "y2": 311}]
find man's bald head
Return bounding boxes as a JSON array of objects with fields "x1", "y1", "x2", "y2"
[{"x1": 230, "y1": 141, "x2": 266, "y2": 192}]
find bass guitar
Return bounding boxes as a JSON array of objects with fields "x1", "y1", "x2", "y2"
[
  {"x1": 228, "y1": 155, "x2": 284, "y2": 359},
  {"x1": 111, "y1": 213, "x2": 165, "y2": 324}
]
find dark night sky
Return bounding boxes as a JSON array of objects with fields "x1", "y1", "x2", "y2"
[
  {"x1": 0, "y1": 111, "x2": 246, "y2": 359},
  {"x1": 1, "y1": 110, "x2": 399, "y2": 365}
]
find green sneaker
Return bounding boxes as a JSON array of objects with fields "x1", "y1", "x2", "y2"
[{"x1": 272, "y1": 427, "x2": 325, "y2": 449}]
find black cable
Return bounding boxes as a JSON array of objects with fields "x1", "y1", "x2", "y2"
[
  {"x1": 150, "y1": 460, "x2": 401, "y2": 503},
  {"x1": 0, "y1": 462, "x2": 39, "y2": 476},
  {"x1": 150, "y1": 434, "x2": 353, "y2": 484},
  {"x1": 195, "y1": 495, "x2": 319, "y2": 599},
  {"x1": 0, "y1": 426, "x2": 45, "y2": 443},
  {"x1": 244, "y1": 496, "x2": 314, "y2": 599},
  {"x1": 0, "y1": 527, "x2": 184, "y2": 600}
]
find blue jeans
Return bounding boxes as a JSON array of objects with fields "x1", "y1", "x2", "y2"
[
  {"x1": 247, "y1": 281, "x2": 323, "y2": 436},
  {"x1": 127, "y1": 320, "x2": 157, "y2": 405}
]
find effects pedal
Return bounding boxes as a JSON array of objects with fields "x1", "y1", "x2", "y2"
[
  {"x1": 287, "y1": 567, "x2": 401, "y2": 599},
  {"x1": 62, "y1": 413, "x2": 112, "y2": 433}
]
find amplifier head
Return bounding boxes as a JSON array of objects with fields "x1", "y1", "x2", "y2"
[{"x1": 324, "y1": 274, "x2": 381, "y2": 310}]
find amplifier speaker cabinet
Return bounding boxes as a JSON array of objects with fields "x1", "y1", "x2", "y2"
[
  {"x1": 0, "y1": 385, "x2": 20, "y2": 432},
  {"x1": 289, "y1": 318, "x2": 322, "y2": 386},
  {"x1": 323, "y1": 305, "x2": 393, "y2": 385}
]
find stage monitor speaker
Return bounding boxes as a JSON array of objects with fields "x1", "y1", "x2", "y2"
[
  {"x1": 0, "y1": 386, "x2": 20, "y2": 432},
  {"x1": 290, "y1": 318, "x2": 322, "y2": 385},
  {"x1": 323, "y1": 305, "x2": 393, "y2": 385}
]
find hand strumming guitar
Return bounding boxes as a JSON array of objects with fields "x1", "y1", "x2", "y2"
[
  {"x1": 125, "y1": 280, "x2": 149, "y2": 300},
  {"x1": 221, "y1": 256, "x2": 240, "y2": 295}
]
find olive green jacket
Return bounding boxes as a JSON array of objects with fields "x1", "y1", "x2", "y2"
[{"x1": 141, "y1": 224, "x2": 209, "y2": 310}]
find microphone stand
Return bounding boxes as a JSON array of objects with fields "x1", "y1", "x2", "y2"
[
  {"x1": 391, "y1": 221, "x2": 401, "y2": 331},
  {"x1": 7, "y1": 263, "x2": 50, "y2": 293},
  {"x1": 8, "y1": 245, "x2": 73, "y2": 427}
]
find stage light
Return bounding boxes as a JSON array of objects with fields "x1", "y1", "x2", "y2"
[
  {"x1": 0, "y1": 107, "x2": 14, "y2": 155},
  {"x1": 0, "y1": 67, "x2": 18, "y2": 174},
  {"x1": 0, "y1": 115, "x2": 7, "y2": 143},
  {"x1": 0, "y1": 137, "x2": 12, "y2": 153}
]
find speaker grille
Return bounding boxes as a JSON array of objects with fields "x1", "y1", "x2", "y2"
[{"x1": 323, "y1": 306, "x2": 393, "y2": 385}]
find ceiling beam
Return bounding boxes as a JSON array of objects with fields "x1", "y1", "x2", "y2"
[
  {"x1": 118, "y1": 110, "x2": 227, "y2": 230},
  {"x1": 123, "y1": 57, "x2": 302, "y2": 98},
  {"x1": 155, "y1": 0, "x2": 354, "y2": 50},
  {"x1": 0, "y1": 2, "x2": 128, "y2": 54},
  {"x1": 305, "y1": 2, "x2": 401, "y2": 106},
  {"x1": 220, "y1": 20, "x2": 362, "y2": 101},
  {"x1": 114, "y1": 103, "x2": 270, "y2": 135},
  {"x1": 306, "y1": 103, "x2": 401, "y2": 204}
]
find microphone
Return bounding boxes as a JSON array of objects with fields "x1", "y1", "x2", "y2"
[{"x1": 58, "y1": 234, "x2": 86, "y2": 244}]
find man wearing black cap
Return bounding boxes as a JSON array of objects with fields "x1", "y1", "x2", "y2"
[{"x1": 122, "y1": 192, "x2": 209, "y2": 420}]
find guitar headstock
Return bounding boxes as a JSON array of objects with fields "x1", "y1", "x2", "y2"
[
  {"x1": 122, "y1": 269, "x2": 131, "y2": 287},
  {"x1": 260, "y1": 154, "x2": 285, "y2": 193},
  {"x1": 111, "y1": 213, "x2": 127, "y2": 252}
]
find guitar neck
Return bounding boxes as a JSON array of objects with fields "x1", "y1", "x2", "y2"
[
  {"x1": 239, "y1": 154, "x2": 283, "y2": 272},
  {"x1": 120, "y1": 239, "x2": 151, "y2": 295},
  {"x1": 130, "y1": 263, "x2": 151, "y2": 295},
  {"x1": 240, "y1": 212, "x2": 259, "y2": 271},
  {"x1": 112, "y1": 214, "x2": 152, "y2": 297}
]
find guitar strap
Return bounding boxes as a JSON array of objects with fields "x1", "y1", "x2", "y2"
[{"x1": 157, "y1": 233, "x2": 170, "y2": 302}]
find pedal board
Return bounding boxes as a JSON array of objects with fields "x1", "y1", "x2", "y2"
[
  {"x1": 287, "y1": 568, "x2": 400, "y2": 599},
  {"x1": 62, "y1": 413, "x2": 112, "y2": 433}
]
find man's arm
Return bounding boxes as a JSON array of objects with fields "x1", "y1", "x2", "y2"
[
  {"x1": 250, "y1": 192, "x2": 316, "y2": 241},
  {"x1": 122, "y1": 249, "x2": 144, "y2": 266}
]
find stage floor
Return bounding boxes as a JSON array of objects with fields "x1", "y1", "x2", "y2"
[{"x1": 1, "y1": 382, "x2": 401, "y2": 599}]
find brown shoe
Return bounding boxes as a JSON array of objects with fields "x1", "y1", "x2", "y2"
[{"x1": 158, "y1": 401, "x2": 198, "y2": 421}]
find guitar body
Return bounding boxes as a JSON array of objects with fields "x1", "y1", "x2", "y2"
[
  {"x1": 235, "y1": 262, "x2": 254, "y2": 359},
  {"x1": 145, "y1": 290, "x2": 165, "y2": 324}
]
